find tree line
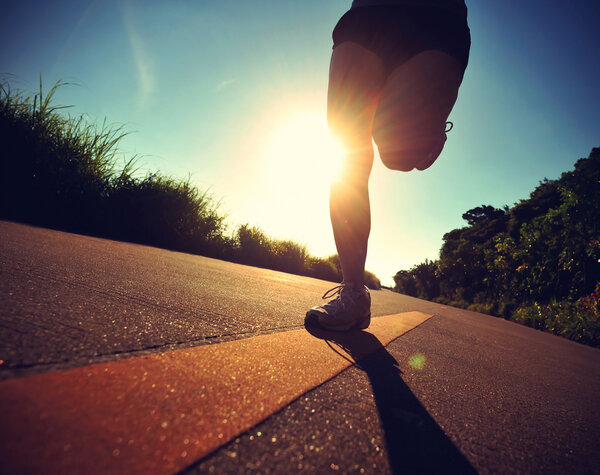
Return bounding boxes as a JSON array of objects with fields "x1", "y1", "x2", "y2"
[{"x1": 393, "y1": 148, "x2": 600, "y2": 346}]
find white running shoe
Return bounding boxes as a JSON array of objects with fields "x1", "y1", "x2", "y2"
[{"x1": 305, "y1": 283, "x2": 371, "y2": 332}]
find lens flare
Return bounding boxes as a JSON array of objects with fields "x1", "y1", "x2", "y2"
[
  {"x1": 408, "y1": 353, "x2": 426, "y2": 370},
  {"x1": 266, "y1": 112, "x2": 344, "y2": 186}
]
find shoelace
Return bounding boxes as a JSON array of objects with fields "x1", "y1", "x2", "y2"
[
  {"x1": 321, "y1": 283, "x2": 362, "y2": 311},
  {"x1": 321, "y1": 285, "x2": 346, "y2": 310},
  {"x1": 321, "y1": 284, "x2": 346, "y2": 300}
]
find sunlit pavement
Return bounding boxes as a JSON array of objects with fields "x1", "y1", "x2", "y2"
[{"x1": 1, "y1": 220, "x2": 599, "y2": 474}]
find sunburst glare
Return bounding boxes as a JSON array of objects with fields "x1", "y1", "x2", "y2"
[
  {"x1": 266, "y1": 112, "x2": 344, "y2": 187},
  {"x1": 250, "y1": 111, "x2": 345, "y2": 256}
]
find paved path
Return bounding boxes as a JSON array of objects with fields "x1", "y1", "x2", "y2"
[{"x1": 1, "y1": 220, "x2": 599, "y2": 474}]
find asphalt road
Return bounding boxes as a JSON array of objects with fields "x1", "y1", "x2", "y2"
[{"x1": 1, "y1": 220, "x2": 599, "y2": 474}]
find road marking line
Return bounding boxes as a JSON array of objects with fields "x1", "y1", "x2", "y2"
[{"x1": 0, "y1": 311, "x2": 431, "y2": 475}]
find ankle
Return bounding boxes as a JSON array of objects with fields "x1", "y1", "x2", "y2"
[{"x1": 342, "y1": 281, "x2": 365, "y2": 291}]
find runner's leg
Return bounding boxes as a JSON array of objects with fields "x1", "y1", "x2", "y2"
[{"x1": 327, "y1": 42, "x2": 386, "y2": 285}]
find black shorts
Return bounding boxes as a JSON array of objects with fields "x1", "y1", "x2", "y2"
[{"x1": 332, "y1": 6, "x2": 471, "y2": 75}]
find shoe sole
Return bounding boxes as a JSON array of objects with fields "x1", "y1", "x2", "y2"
[{"x1": 305, "y1": 311, "x2": 371, "y2": 332}]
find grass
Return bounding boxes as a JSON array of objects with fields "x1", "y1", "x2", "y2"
[
  {"x1": 1, "y1": 76, "x2": 128, "y2": 232},
  {"x1": 0, "y1": 76, "x2": 382, "y2": 289}
]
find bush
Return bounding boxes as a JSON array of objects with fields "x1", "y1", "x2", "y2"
[
  {"x1": 364, "y1": 270, "x2": 381, "y2": 290},
  {"x1": 0, "y1": 78, "x2": 117, "y2": 230},
  {"x1": 105, "y1": 173, "x2": 225, "y2": 254},
  {"x1": 512, "y1": 292, "x2": 600, "y2": 347},
  {"x1": 0, "y1": 76, "x2": 383, "y2": 288},
  {"x1": 392, "y1": 149, "x2": 600, "y2": 347},
  {"x1": 305, "y1": 256, "x2": 341, "y2": 283},
  {"x1": 272, "y1": 239, "x2": 307, "y2": 276}
]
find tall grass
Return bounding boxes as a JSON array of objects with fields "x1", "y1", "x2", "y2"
[
  {"x1": 2, "y1": 78, "x2": 108, "y2": 229},
  {"x1": 0, "y1": 77, "x2": 382, "y2": 288},
  {"x1": 0, "y1": 76, "x2": 226, "y2": 252}
]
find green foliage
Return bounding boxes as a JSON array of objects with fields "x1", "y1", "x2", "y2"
[
  {"x1": 305, "y1": 256, "x2": 341, "y2": 283},
  {"x1": 393, "y1": 270, "x2": 418, "y2": 297},
  {"x1": 512, "y1": 287, "x2": 600, "y2": 347},
  {"x1": 0, "y1": 76, "x2": 383, "y2": 287},
  {"x1": 106, "y1": 173, "x2": 227, "y2": 255},
  {"x1": 363, "y1": 270, "x2": 382, "y2": 290},
  {"x1": 394, "y1": 259, "x2": 439, "y2": 299},
  {"x1": 0, "y1": 77, "x2": 119, "y2": 230},
  {"x1": 462, "y1": 205, "x2": 507, "y2": 227},
  {"x1": 234, "y1": 225, "x2": 381, "y2": 288},
  {"x1": 393, "y1": 148, "x2": 600, "y2": 347},
  {"x1": 235, "y1": 224, "x2": 308, "y2": 275},
  {"x1": 0, "y1": 77, "x2": 227, "y2": 255}
]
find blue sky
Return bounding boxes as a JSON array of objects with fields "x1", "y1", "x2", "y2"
[{"x1": 2, "y1": 0, "x2": 599, "y2": 286}]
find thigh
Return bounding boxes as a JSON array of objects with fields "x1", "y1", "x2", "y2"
[
  {"x1": 373, "y1": 50, "x2": 465, "y2": 171},
  {"x1": 327, "y1": 42, "x2": 387, "y2": 151}
]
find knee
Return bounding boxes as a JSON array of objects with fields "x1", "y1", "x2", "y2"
[
  {"x1": 331, "y1": 133, "x2": 375, "y2": 183},
  {"x1": 337, "y1": 151, "x2": 374, "y2": 187}
]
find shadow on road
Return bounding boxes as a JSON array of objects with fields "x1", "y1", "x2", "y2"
[{"x1": 305, "y1": 325, "x2": 476, "y2": 475}]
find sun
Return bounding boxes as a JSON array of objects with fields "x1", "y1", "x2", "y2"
[
  {"x1": 265, "y1": 112, "x2": 345, "y2": 188},
  {"x1": 250, "y1": 111, "x2": 345, "y2": 256}
]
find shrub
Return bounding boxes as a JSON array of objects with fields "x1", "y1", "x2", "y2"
[
  {"x1": 272, "y1": 239, "x2": 307, "y2": 275},
  {"x1": 0, "y1": 78, "x2": 119, "y2": 230},
  {"x1": 105, "y1": 173, "x2": 226, "y2": 254},
  {"x1": 512, "y1": 295, "x2": 600, "y2": 347},
  {"x1": 0, "y1": 76, "x2": 383, "y2": 288},
  {"x1": 364, "y1": 270, "x2": 381, "y2": 290},
  {"x1": 305, "y1": 256, "x2": 341, "y2": 283}
]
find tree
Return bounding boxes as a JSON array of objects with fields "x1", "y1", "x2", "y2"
[
  {"x1": 393, "y1": 270, "x2": 417, "y2": 297},
  {"x1": 395, "y1": 148, "x2": 600, "y2": 309}
]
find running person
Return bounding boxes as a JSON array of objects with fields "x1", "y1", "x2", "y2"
[{"x1": 305, "y1": 0, "x2": 471, "y2": 331}]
